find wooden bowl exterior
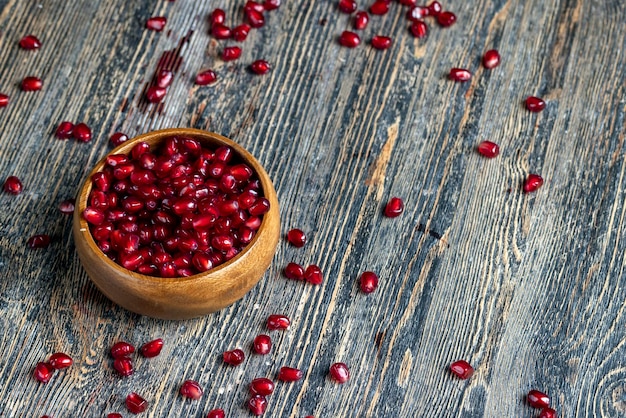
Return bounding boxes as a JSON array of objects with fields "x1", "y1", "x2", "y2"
[{"x1": 73, "y1": 128, "x2": 280, "y2": 319}]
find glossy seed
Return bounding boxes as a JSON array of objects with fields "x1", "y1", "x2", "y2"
[{"x1": 449, "y1": 360, "x2": 474, "y2": 379}]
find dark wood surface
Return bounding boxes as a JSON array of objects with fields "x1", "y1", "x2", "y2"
[{"x1": 1, "y1": 0, "x2": 625, "y2": 417}]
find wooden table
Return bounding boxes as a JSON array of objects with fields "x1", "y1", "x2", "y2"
[{"x1": 0, "y1": 0, "x2": 624, "y2": 416}]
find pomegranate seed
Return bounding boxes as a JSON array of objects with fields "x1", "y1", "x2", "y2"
[
  {"x1": 267, "y1": 314, "x2": 290, "y2": 330},
  {"x1": 399, "y1": 0, "x2": 418, "y2": 5},
  {"x1": 369, "y1": 1, "x2": 389, "y2": 15},
  {"x1": 146, "y1": 86, "x2": 167, "y2": 103},
  {"x1": 525, "y1": 96, "x2": 546, "y2": 112},
  {"x1": 126, "y1": 392, "x2": 148, "y2": 414},
  {"x1": 140, "y1": 338, "x2": 163, "y2": 357},
  {"x1": 210, "y1": 8, "x2": 226, "y2": 26},
  {"x1": 284, "y1": 262, "x2": 305, "y2": 280},
  {"x1": 156, "y1": 69, "x2": 173, "y2": 89},
  {"x1": 83, "y1": 207, "x2": 105, "y2": 225},
  {"x1": 277, "y1": 366, "x2": 302, "y2": 381},
  {"x1": 329, "y1": 362, "x2": 350, "y2": 383},
  {"x1": 107, "y1": 414, "x2": 123, "y2": 418},
  {"x1": 410, "y1": 20, "x2": 428, "y2": 38},
  {"x1": 34, "y1": 362, "x2": 55, "y2": 383},
  {"x1": 407, "y1": 6, "x2": 428, "y2": 21},
  {"x1": 222, "y1": 46, "x2": 242, "y2": 61},
  {"x1": 0, "y1": 93, "x2": 8, "y2": 107},
  {"x1": 146, "y1": 16, "x2": 167, "y2": 31},
  {"x1": 21, "y1": 76, "x2": 43, "y2": 91},
  {"x1": 436, "y1": 11, "x2": 456, "y2": 27},
  {"x1": 449, "y1": 68, "x2": 472, "y2": 82},
  {"x1": 384, "y1": 197, "x2": 404, "y2": 217},
  {"x1": 304, "y1": 264, "x2": 323, "y2": 285},
  {"x1": 28, "y1": 234, "x2": 51, "y2": 249},
  {"x1": 232, "y1": 24, "x2": 251, "y2": 42},
  {"x1": 110, "y1": 341, "x2": 135, "y2": 358},
  {"x1": 246, "y1": 10, "x2": 265, "y2": 28},
  {"x1": 482, "y1": 49, "x2": 501, "y2": 69},
  {"x1": 19, "y1": 34, "x2": 41, "y2": 49},
  {"x1": 48, "y1": 352, "x2": 73, "y2": 369},
  {"x1": 371, "y1": 35, "x2": 392, "y2": 50},
  {"x1": 211, "y1": 24, "x2": 232, "y2": 39},
  {"x1": 250, "y1": 59, "x2": 271, "y2": 75},
  {"x1": 427, "y1": 1, "x2": 442, "y2": 15},
  {"x1": 523, "y1": 174, "x2": 544, "y2": 193},
  {"x1": 55, "y1": 121, "x2": 74, "y2": 139},
  {"x1": 207, "y1": 409, "x2": 225, "y2": 418},
  {"x1": 223, "y1": 348, "x2": 245, "y2": 366},
  {"x1": 359, "y1": 271, "x2": 379, "y2": 293},
  {"x1": 476, "y1": 141, "x2": 500, "y2": 158},
  {"x1": 339, "y1": 31, "x2": 360, "y2": 48},
  {"x1": 180, "y1": 379, "x2": 203, "y2": 399},
  {"x1": 73, "y1": 123, "x2": 92, "y2": 142},
  {"x1": 287, "y1": 228, "x2": 306, "y2": 247},
  {"x1": 113, "y1": 357, "x2": 134, "y2": 376},
  {"x1": 3, "y1": 176, "x2": 23, "y2": 195},
  {"x1": 527, "y1": 389, "x2": 550, "y2": 408},
  {"x1": 253, "y1": 334, "x2": 272, "y2": 355},
  {"x1": 196, "y1": 70, "x2": 217, "y2": 85},
  {"x1": 110, "y1": 132, "x2": 129, "y2": 147},
  {"x1": 59, "y1": 198, "x2": 75, "y2": 214},
  {"x1": 449, "y1": 360, "x2": 474, "y2": 379},
  {"x1": 248, "y1": 395, "x2": 268, "y2": 416},
  {"x1": 250, "y1": 377, "x2": 274, "y2": 395},
  {"x1": 338, "y1": 0, "x2": 357, "y2": 13},
  {"x1": 539, "y1": 407, "x2": 557, "y2": 418},
  {"x1": 264, "y1": 0, "x2": 281, "y2": 11},
  {"x1": 354, "y1": 11, "x2": 369, "y2": 30}
]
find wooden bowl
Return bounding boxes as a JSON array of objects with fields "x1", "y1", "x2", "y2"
[{"x1": 73, "y1": 128, "x2": 280, "y2": 320}]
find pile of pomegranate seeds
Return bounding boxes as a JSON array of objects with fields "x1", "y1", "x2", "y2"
[
  {"x1": 449, "y1": 359, "x2": 474, "y2": 379},
  {"x1": 329, "y1": 362, "x2": 350, "y2": 383},
  {"x1": 3, "y1": 175, "x2": 23, "y2": 195}
]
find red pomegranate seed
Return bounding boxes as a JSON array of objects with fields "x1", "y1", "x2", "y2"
[
  {"x1": 146, "y1": 86, "x2": 167, "y2": 103},
  {"x1": 410, "y1": 20, "x2": 428, "y2": 38},
  {"x1": 3, "y1": 176, "x2": 23, "y2": 195},
  {"x1": 476, "y1": 141, "x2": 499, "y2": 158},
  {"x1": 113, "y1": 357, "x2": 134, "y2": 376},
  {"x1": 211, "y1": 23, "x2": 232, "y2": 39},
  {"x1": 207, "y1": 409, "x2": 225, "y2": 418},
  {"x1": 28, "y1": 234, "x2": 51, "y2": 249},
  {"x1": 146, "y1": 16, "x2": 167, "y2": 31},
  {"x1": 250, "y1": 377, "x2": 274, "y2": 396},
  {"x1": 329, "y1": 362, "x2": 350, "y2": 383},
  {"x1": 525, "y1": 96, "x2": 546, "y2": 112},
  {"x1": 34, "y1": 362, "x2": 55, "y2": 383},
  {"x1": 371, "y1": 35, "x2": 392, "y2": 50},
  {"x1": 384, "y1": 197, "x2": 404, "y2": 217},
  {"x1": 21, "y1": 76, "x2": 43, "y2": 91},
  {"x1": 539, "y1": 407, "x2": 557, "y2": 418},
  {"x1": 222, "y1": 46, "x2": 242, "y2": 61},
  {"x1": 407, "y1": 6, "x2": 428, "y2": 21},
  {"x1": 126, "y1": 392, "x2": 148, "y2": 414},
  {"x1": 140, "y1": 338, "x2": 163, "y2": 357},
  {"x1": 264, "y1": 0, "x2": 281, "y2": 10},
  {"x1": 107, "y1": 414, "x2": 123, "y2": 418},
  {"x1": 354, "y1": 11, "x2": 369, "y2": 30},
  {"x1": 449, "y1": 360, "x2": 474, "y2": 379},
  {"x1": 277, "y1": 366, "x2": 302, "y2": 381},
  {"x1": 436, "y1": 11, "x2": 456, "y2": 27},
  {"x1": 482, "y1": 49, "x2": 501, "y2": 69},
  {"x1": 210, "y1": 8, "x2": 226, "y2": 26},
  {"x1": 223, "y1": 348, "x2": 245, "y2": 366},
  {"x1": 427, "y1": 1, "x2": 442, "y2": 15},
  {"x1": 339, "y1": 31, "x2": 360, "y2": 48},
  {"x1": 284, "y1": 262, "x2": 305, "y2": 280},
  {"x1": 369, "y1": 1, "x2": 389, "y2": 15},
  {"x1": 449, "y1": 68, "x2": 472, "y2": 82},
  {"x1": 49, "y1": 352, "x2": 73, "y2": 369},
  {"x1": 0, "y1": 93, "x2": 8, "y2": 107},
  {"x1": 156, "y1": 69, "x2": 173, "y2": 89},
  {"x1": 399, "y1": 0, "x2": 418, "y2": 5},
  {"x1": 110, "y1": 341, "x2": 135, "y2": 358},
  {"x1": 267, "y1": 314, "x2": 290, "y2": 330},
  {"x1": 523, "y1": 174, "x2": 544, "y2": 193},
  {"x1": 304, "y1": 264, "x2": 323, "y2": 285},
  {"x1": 180, "y1": 379, "x2": 203, "y2": 399},
  {"x1": 73, "y1": 123, "x2": 92, "y2": 142},
  {"x1": 59, "y1": 198, "x2": 75, "y2": 214},
  {"x1": 109, "y1": 132, "x2": 129, "y2": 147},
  {"x1": 232, "y1": 24, "x2": 251, "y2": 42},
  {"x1": 245, "y1": 1, "x2": 265, "y2": 14},
  {"x1": 287, "y1": 228, "x2": 306, "y2": 247},
  {"x1": 338, "y1": 0, "x2": 357, "y2": 13},
  {"x1": 250, "y1": 59, "x2": 271, "y2": 75},
  {"x1": 253, "y1": 334, "x2": 272, "y2": 355},
  {"x1": 359, "y1": 271, "x2": 379, "y2": 293},
  {"x1": 83, "y1": 207, "x2": 105, "y2": 225},
  {"x1": 527, "y1": 389, "x2": 550, "y2": 409},
  {"x1": 248, "y1": 395, "x2": 268, "y2": 416},
  {"x1": 19, "y1": 34, "x2": 41, "y2": 50},
  {"x1": 246, "y1": 10, "x2": 265, "y2": 28},
  {"x1": 55, "y1": 121, "x2": 74, "y2": 139},
  {"x1": 196, "y1": 70, "x2": 217, "y2": 85}
]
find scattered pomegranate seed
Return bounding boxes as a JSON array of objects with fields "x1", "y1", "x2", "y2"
[
  {"x1": 354, "y1": 11, "x2": 369, "y2": 30},
  {"x1": 248, "y1": 395, "x2": 268, "y2": 416},
  {"x1": 370, "y1": 35, "x2": 392, "y2": 50},
  {"x1": 287, "y1": 228, "x2": 306, "y2": 247},
  {"x1": 523, "y1": 174, "x2": 544, "y2": 193},
  {"x1": 284, "y1": 262, "x2": 305, "y2": 280},
  {"x1": 264, "y1": 0, "x2": 281, "y2": 10},
  {"x1": 482, "y1": 49, "x2": 501, "y2": 69},
  {"x1": 369, "y1": 1, "x2": 389, "y2": 15},
  {"x1": 110, "y1": 341, "x2": 135, "y2": 358},
  {"x1": 196, "y1": 70, "x2": 217, "y2": 85},
  {"x1": 3, "y1": 176, "x2": 23, "y2": 195},
  {"x1": 410, "y1": 20, "x2": 428, "y2": 38},
  {"x1": 427, "y1": 1, "x2": 442, "y2": 15},
  {"x1": 277, "y1": 366, "x2": 302, "y2": 381},
  {"x1": 211, "y1": 23, "x2": 232, "y2": 39},
  {"x1": 34, "y1": 362, "x2": 55, "y2": 383},
  {"x1": 304, "y1": 264, "x2": 323, "y2": 285},
  {"x1": 223, "y1": 348, "x2": 245, "y2": 366},
  {"x1": 250, "y1": 377, "x2": 274, "y2": 396},
  {"x1": 244, "y1": 1, "x2": 265, "y2": 14},
  {"x1": 140, "y1": 338, "x2": 163, "y2": 357},
  {"x1": 180, "y1": 379, "x2": 203, "y2": 400},
  {"x1": 146, "y1": 86, "x2": 167, "y2": 103},
  {"x1": 250, "y1": 59, "x2": 271, "y2": 75},
  {"x1": 399, "y1": 0, "x2": 418, "y2": 5},
  {"x1": 476, "y1": 141, "x2": 500, "y2": 158},
  {"x1": 407, "y1": 6, "x2": 428, "y2": 21},
  {"x1": 436, "y1": 11, "x2": 456, "y2": 27},
  {"x1": 246, "y1": 10, "x2": 265, "y2": 28},
  {"x1": 527, "y1": 389, "x2": 550, "y2": 409},
  {"x1": 0, "y1": 93, "x2": 8, "y2": 107},
  {"x1": 329, "y1": 362, "x2": 350, "y2": 383},
  {"x1": 222, "y1": 46, "x2": 242, "y2": 61},
  {"x1": 539, "y1": 407, "x2": 557, "y2": 418},
  {"x1": 113, "y1": 357, "x2": 134, "y2": 376},
  {"x1": 21, "y1": 76, "x2": 43, "y2": 91},
  {"x1": 73, "y1": 123, "x2": 92, "y2": 142},
  {"x1": 59, "y1": 198, "x2": 75, "y2": 214},
  {"x1": 232, "y1": 24, "x2": 251, "y2": 42},
  {"x1": 156, "y1": 69, "x2": 173, "y2": 89},
  {"x1": 110, "y1": 132, "x2": 129, "y2": 147},
  {"x1": 146, "y1": 16, "x2": 167, "y2": 32},
  {"x1": 339, "y1": 31, "x2": 361, "y2": 48},
  {"x1": 19, "y1": 34, "x2": 42, "y2": 50},
  {"x1": 107, "y1": 414, "x2": 123, "y2": 418},
  {"x1": 126, "y1": 392, "x2": 148, "y2": 414},
  {"x1": 207, "y1": 409, "x2": 225, "y2": 418},
  {"x1": 384, "y1": 197, "x2": 404, "y2": 217},
  {"x1": 48, "y1": 352, "x2": 73, "y2": 369},
  {"x1": 359, "y1": 271, "x2": 379, "y2": 293},
  {"x1": 27, "y1": 234, "x2": 51, "y2": 249},
  {"x1": 267, "y1": 314, "x2": 290, "y2": 330},
  {"x1": 338, "y1": 0, "x2": 357, "y2": 13},
  {"x1": 525, "y1": 96, "x2": 546, "y2": 112},
  {"x1": 210, "y1": 8, "x2": 226, "y2": 26},
  {"x1": 449, "y1": 359, "x2": 474, "y2": 379},
  {"x1": 253, "y1": 334, "x2": 272, "y2": 355},
  {"x1": 55, "y1": 121, "x2": 74, "y2": 139},
  {"x1": 449, "y1": 68, "x2": 472, "y2": 82}
]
